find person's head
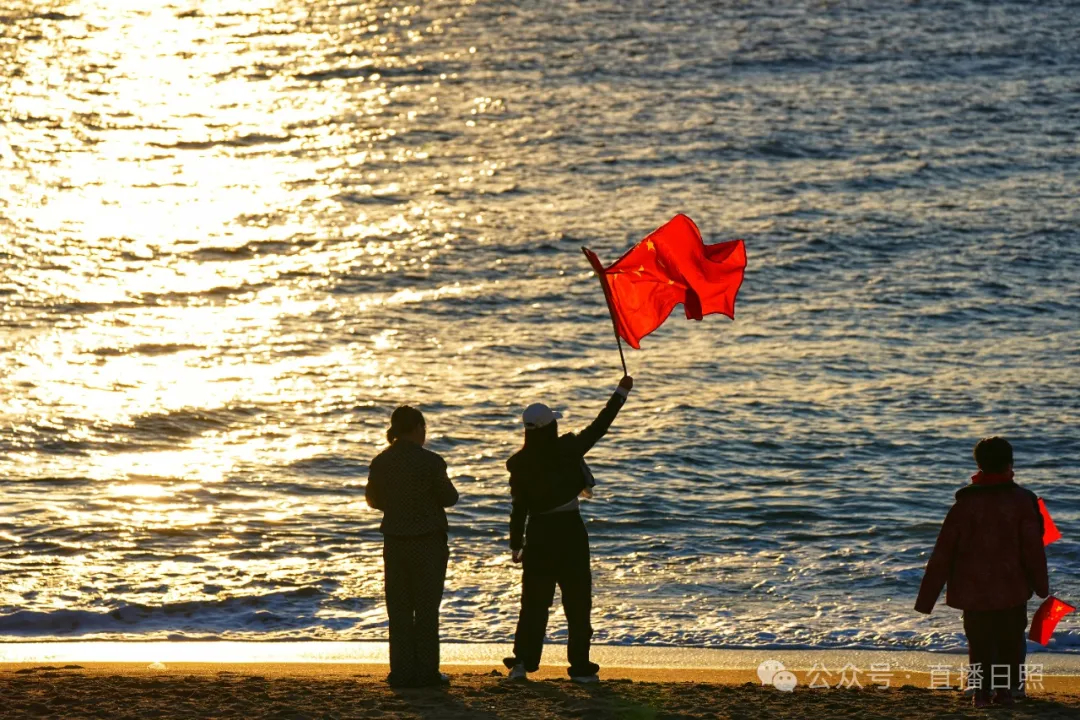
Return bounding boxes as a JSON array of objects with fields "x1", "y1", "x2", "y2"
[
  {"x1": 387, "y1": 405, "x2": 425, "y2": 446},
  {"x1": 974, "y1": 436, "x2": 1013, "y2": 473},
  {"x1": 522, "y1": 402, "x2": 559, "y2": 449}
]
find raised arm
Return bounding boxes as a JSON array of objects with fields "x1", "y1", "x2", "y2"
[
  {"x1": 573, "y1": 375, "x2": 633, "y2": 456},
  {"x1": 914, "y1": 504, "x2": 961, "y2": 614}
]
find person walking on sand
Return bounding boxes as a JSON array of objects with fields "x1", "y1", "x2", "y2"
[
  {"x1": 503, "y1": 375, "x2": 634, "y2": 684},
  {"x1": 915, "y1": 436, "x2": 1049, "y2": 708},
  {"x1": 366, "y1": 405, "x2": 459, "y2": 688}
]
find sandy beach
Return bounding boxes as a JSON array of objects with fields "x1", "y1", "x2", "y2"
[{"x1": 4, "y1": 661, "x2": 1080, "y2": 720}]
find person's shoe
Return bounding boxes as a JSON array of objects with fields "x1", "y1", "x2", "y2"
[
  {"x1": 570, "y1": 673, "x2": 600, "y2": 684},
  {"x1": 507, "y1": 664, "x2": 528, "y2": 680},
  {"x1": 993, "y1": 689, "x2": 1015, "y2": 706}
]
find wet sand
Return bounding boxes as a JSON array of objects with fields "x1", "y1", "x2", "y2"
[{"x1": 3, "y1": 662, "x2": 1080, "y2": 719}]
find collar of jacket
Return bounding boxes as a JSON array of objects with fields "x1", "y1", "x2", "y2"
[
  {"x1": 971, "y1": 469, "x2": 1015, "y2": 486},
  {"x1": 956, "y1": 479, "x2": 1018, "y2": 500}
]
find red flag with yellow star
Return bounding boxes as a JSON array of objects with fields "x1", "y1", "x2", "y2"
[
  {"x1": 582, "y1": 214, "x2": 746, "y2": 349},
  {"x1": 1029, "y1": 596, "x2": 1075, "y2": 645}
]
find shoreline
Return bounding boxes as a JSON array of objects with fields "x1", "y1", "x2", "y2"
[
  {"x1": 4, "y1": 642, "x2": 1080, "y2": 694},
  {"x1": 3, "y1": 641, "x2": 1080, "y2": 672},
  {"x1": 3, "y1": 662, "x2": 1080, "y2": 689}
]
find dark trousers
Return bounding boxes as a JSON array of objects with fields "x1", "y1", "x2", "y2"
[
  {"x1": 1018, "y1": 627, "x2": 1028, "y2": 692},
  {"x1": 512, "y1": 512, "x2": 598, "y2": 677},
  {"x1": 382, "y1": 532, "x2": 449, "y2": 686},
  {"x1": 963, "y1": 605, "x2": 1027, "y2": 695}
]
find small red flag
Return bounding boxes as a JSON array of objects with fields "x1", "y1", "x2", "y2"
[
  {"x1": 1029, "y1": 596, "x2": 1075, "y2": 645},
  {"x1": 1039, "y1": 498, "x2": 1061, "y2": 546},
  {"x1": 583, "y1": 214, "x2": 747, "y2": 349}
]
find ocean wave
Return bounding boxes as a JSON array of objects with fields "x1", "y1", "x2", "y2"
[
  {"x1": 147, "y1": 134, "x2": 292, "y2": 151},
  {"x1": 106, "y1": 406, "x2": 262, "y2": 446},
  {"x1": 0, "y1": 588, "x2": 363, "y2": 640}
]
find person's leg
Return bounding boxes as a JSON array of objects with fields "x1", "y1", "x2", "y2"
[
  {"x1": 558, "y1": 519, "x2": 597, "y2": 678},
  {"x1": 383, "y1": 537, "x2": 416, "y2": 686},
  {"x1": 963, "y1": 610, "x2": 994, "y2": 704},
  {"x1": 997, "y1": 605, "x2": 1027, "y2": 702},
  {"x1": 1016, "y1": 629, "x2": 1028, "y2": 696},
  {"x1": 984, "y1": 609, "x2": 1010, "y2": 697},
  {"x1": 411, "y1": 533, "x2": 450, "y2": 684},
  {"x1": 511, "y1": 548, "x2": 557, "y2": 673},
  {"x1": 1014, "y1": 605, "x2": 1029, "y2": 697}
]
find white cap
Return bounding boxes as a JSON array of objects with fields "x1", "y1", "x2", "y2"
[{"x1": 522, "y1": 403, "x2": 562, "y2": 429}]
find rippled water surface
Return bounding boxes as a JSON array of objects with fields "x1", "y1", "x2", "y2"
[{"x1": 2, "y1": 0, "x2": 1078, "y2": 651}]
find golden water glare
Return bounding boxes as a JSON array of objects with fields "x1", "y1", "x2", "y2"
[
  {"x1": 3, "y1": 0, "x2": 438, "y2": 497},
  {"x1": 0, "y1": 0, "x2": 459, "y2": 622}
]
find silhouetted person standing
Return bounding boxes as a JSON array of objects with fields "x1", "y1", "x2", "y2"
[
  {"x1": 503, "y1": 375, "x2": 633, "y2": 683},
  {"x1": 366, "y1": 405, "x2": 459, "y2": 688},
  {"x1": 915, "y1": 436, "x2": 1048, "y2": 708}
]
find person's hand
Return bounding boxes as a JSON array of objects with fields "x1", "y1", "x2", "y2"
[
  {"x1": 619, "y1": 375, "x2": 633, "y2": 391},
  {"x1": 512, "y1": 549, "x2": 524, "y2": 564}
]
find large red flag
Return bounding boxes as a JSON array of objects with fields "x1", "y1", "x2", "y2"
[
  {"x1": 1029, "y1": 596, "x2": 1075, "y2": 645},
  {"x1": 1039, "y1": 498, "x2": 1061, "y2": 546},
  {"x1": 583, "y1": 214, "x2": 747, "y2": 349}
]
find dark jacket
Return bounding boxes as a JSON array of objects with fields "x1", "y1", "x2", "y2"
[
  {"x1": 507, "y1": 390, "x2": 626, "y2": 551},
  {"x1": 366, "y1": 439, "x2": 458, "y2": 537},
  {"x1": 915, "y1": 482, "x2": 1049, "y2": 613}
]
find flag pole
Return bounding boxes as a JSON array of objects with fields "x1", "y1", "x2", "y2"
[
  {"x1": 613, "y1": 328, "x2": 628, "y2": 377},
  {"x1": 582, "y1": 247, "x2": 628, "y2": 376}
]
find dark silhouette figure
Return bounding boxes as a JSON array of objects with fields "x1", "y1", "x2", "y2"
[
  {"x1": 503, "y1": 376, "x2": 633, "y2": 682},
  {"x1": 366, "y1": 405, "x2": 459, "y2": 688},
  {"x1": 915, "y1": 436, "x2": 1048, "y2": 708}
]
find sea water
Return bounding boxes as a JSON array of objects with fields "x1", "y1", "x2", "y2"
[{"x1": 1, "y1": 0, "x2": 1078, "y2": 652}]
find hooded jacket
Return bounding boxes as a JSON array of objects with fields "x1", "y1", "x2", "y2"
[
  {"x1": 915, "y1": 481, "x2": 1049, "y2": 613},
  {"x1": 506, "y1": 389, "x2": 626, "y2": 551}
]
